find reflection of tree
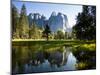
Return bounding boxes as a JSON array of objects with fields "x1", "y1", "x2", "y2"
[
  {"x1": 73, "y1": 47, "x2": 96, "y2": 70},
  {"x1": 31, "y1": 51, "x2": 46, "y2": 66},
  {"x1": 12, "y1": 45, "x2": 70, "y2": 73},
  {"x1": 12, "y1": 46, "x2": 31, "y2": 74}
]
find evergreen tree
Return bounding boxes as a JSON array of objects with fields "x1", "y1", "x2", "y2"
[
  {"x1": 65, "y1": 32, "x2": 68, "y2": 39},
  {"x1": 42, "y1": 24, "x2": 51, "y2": 41},
  {"x1": 56, "y1": 30, "x2": 64, "y2": 39},
  {"x1": 29, "y1": 22, "x2": 38, "y2": 39},
  {"x1": 72, "y1": 5, "x2": 96, "y2": 40},
  {"x1": 19, "y1": 4, "x2": 29, "y2": 39},
  {"x1": 12, "y1": 4, "x2": 19, "y2": 38}
]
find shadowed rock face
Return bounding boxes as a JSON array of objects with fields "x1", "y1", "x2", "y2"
[
  {"x1": 28, "y1": 13, "x2": 47, "y2": 29},
  {"x1": 28, "y1": 12, "x2": 69, "y2": 33},
  {"x1": 28, "y1": 13, "x2": 33, "y2": 27},
  {"x1": 48, "y1": 12, "x2": 68, "y2": 33}
]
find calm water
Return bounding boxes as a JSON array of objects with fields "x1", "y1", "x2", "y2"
[{"x1": 12, "y1": 44, "x2": 96, "y2": 74}]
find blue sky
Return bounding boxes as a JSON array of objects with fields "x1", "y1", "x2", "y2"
[{"x1": 12, "y1": 1, "x2": 82, "y2": 28}]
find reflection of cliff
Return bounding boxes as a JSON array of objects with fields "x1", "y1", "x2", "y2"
[
  {"x1": 30, "y1": 51, "x2": 46, "y2": 66},
  {"x1": 48, "y1": 47, "x2": 70, "y2": 67},
  {"x1": 29, "y1": 46, "x2": 70, "y2": 67},
  {"x1": 12, "y1": 45, "x2": 70, "y2": 74}
]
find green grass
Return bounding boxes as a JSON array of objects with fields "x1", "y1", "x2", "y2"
[
  {"x1": 12, "y1": 39, "x2": 95, "y2": 46},
  {"x1": 12, "y1": 39, "x2": 96, "y2": 53}
]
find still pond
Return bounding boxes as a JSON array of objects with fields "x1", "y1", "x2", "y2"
[{"x1": 12, "y1": 43, "x2": 96, "y2": 74}]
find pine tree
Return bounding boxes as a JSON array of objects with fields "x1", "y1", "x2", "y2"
[
  {"x1": 12, "y1": 4, "x2": 19, "y2": 38},
  {"x1": 19, "y1": 4, "x2": 29, "y2": 39},
  {"x1": 42, "y1": 24, "x2": 51, "y2": 41},
  {"x1": 56, "y1": 30, "x2": 64, "y2": 39},
  {"x1": 72, "y1": 5, "x2": 96, "y2": 40},
  {"x1": 29, "y1": 22, "x2": 38, "y2": 39}
]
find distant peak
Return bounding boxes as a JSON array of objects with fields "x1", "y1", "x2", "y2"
[
  {"x1": 58, "y1": 12, "x2": 62, "y2": 15},
  {"x1": 51, "y1": 11, "x2": 56, "y2": 16}
]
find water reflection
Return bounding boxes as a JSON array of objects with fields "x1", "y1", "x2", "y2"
[
  {"x1": 12, "y1": 44, "x2": 96, "y2": 74},
  {"x1": 12, "y1": 45, "x2": 77, "y2": 74},
  {"x1": 72, "y1": 46, "x2": 96, "y2": 70}
]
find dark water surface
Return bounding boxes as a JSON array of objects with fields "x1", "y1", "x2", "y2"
[{"x1": 12, "y1": 44, "x2": 96, "y2": 74}]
